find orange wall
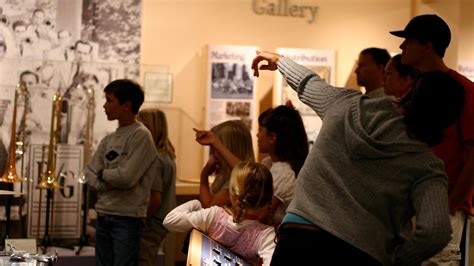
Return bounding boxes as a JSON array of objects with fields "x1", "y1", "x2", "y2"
[{"x1": 140, "y1": 0, "x2": 473, "y2": 180}]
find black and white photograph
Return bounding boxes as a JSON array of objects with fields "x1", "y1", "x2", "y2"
[
  {"x1": 0, "y1": 0, "x2": 143, "y2": 242},
  {"x1": 0, "y1": 0, "x2": 143, "y2": 148},
  {"x1": 211, "y1": 62, "x2": 253, "y2": 99},
  {"x1": 225, "y1": 101, "x2": 250, "y2": 117}
]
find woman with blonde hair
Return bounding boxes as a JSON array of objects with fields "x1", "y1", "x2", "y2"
[
  {"x1": 137, "y1": 108, "x2": 176, "y2": 266},
  {"x1": 199, "y1": 120, "x2": 254, "y2": 208}
]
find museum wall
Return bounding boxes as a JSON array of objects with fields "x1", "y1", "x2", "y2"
[{"x1": 140, "y1": 0, "x2": 474, "y2": 180}]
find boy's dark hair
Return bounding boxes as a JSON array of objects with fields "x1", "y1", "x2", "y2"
[
  {"x1": 403, "y1": 71, "x2": 464, "y2": 146},
  {"x1": 258, "y1": 105, "x2": 309, "y2": 175},
  {"x1": 103, "y1": 79, "x2": 144, "y2": 114},
  {"x1": 360, "y1": 48, "x2": 391, "y2": 67}
]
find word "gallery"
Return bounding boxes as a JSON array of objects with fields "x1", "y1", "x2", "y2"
[{"x1": 252, "y1": 0, "x2": 319, "y2": 24}]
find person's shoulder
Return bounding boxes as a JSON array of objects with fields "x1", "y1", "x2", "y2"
[
  {"x1": 133, "y1": 122, "x2": 152, "y2": 137},
  {"x1": 260, "y1": 156, "x2": 272, "y2": 167},
  {"x1": 271, "y1": 161, "x2": 294, "y2": 176},
  {"x1": 157, "y1": 151, "x2": 175, "y2": 164},
  {"x1": 448, "y1": 69, "x2": 474, "y2": 89}
]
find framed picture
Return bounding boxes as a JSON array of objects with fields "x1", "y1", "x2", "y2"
[{"x1": 144, "y1": 72, "x2": 173, "y2": 103}]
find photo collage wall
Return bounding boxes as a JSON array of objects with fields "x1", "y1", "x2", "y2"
[{"x1": 0, "y1": 0, "x2": 143, "y2": 239}]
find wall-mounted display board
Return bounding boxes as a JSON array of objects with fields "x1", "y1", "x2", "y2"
[
  {"x1": 206, "y1": 45, "x2": 259, "y2": 130},
  {"x1": 204, "y1": 45, "x2": 259, "y2": 160},
  {"x1": 273, "y1": 48, "x2": 336, "y2": 144},
  {"x1": 458, "y1": 60, "x2": 474, "y2": 82}
]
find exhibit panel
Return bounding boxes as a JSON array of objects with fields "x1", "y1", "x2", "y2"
[{"x1": 274, "y1": 47, "x2": 336, "y2": 143}]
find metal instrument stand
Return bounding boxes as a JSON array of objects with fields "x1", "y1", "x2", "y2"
[
  {"x1": 2, "y1": 183, "x2": 13, "y2": 243},
  {"x1": 76, "y1": 183, "x2": 89, "y2": 255},
  {"x1": 40, "y1": 188, "x2": 53, "y2": 254},
  {"x1": 0, "y1": 188, "x2": 23, "y2": 248}
]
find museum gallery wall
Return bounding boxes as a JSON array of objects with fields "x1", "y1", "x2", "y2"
[{"x1": 0, "y1": 0, "x2": 472, "y2": 240}]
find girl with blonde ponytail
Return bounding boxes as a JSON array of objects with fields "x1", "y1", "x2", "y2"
[{"x1": 164, "y1": 162, "x2": 276, "y2": 266}]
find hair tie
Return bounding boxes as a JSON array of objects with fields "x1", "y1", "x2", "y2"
[{"x1": 285, "y1": 100, "x2": 295, "y2": 109}]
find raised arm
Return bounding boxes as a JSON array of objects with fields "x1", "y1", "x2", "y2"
[
  {"x1": 194, "y1": 128, "x2": 241, "y2": 168},
  {"x1": 252, "y1": 51, "x2": 358, "y2": 119},
  {"x1": 199, "y1": 156, "x2": 231, "y2": 208}
]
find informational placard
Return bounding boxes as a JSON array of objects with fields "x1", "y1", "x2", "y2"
[
  {"x1": 274, "y1": 48, "x2": 336, "y2": 143},
  {"x1": 187, "y1": 229, "x2": 251, "y2": 266},
  {"x1": 206, "y1": 45, "x2": 258, "y2": 130},
  {"x1": 458, "y1": 60, "x2": 474, "y2": 82},
  {"x1": 144, "y1": 72, "x2": 173, "y2": 103},
  {"x1": 204, "y1": 45, "x2": 259, "y2": 161},
  {"x1": 27, "y1": 144, "x2": 83, "y2": 239}
]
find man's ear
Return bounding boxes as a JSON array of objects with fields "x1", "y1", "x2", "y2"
[{"x1": 423, "y1": 41, "x2": 434, "y2": 55}]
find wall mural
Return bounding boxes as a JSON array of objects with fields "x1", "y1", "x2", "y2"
[{"x1": 0, "y1": 0, "x2": 142, "y2": 240}]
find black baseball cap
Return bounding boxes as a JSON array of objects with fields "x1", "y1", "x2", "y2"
[{"x1": 390, "y1": 14, "x2": 451, "y2": 50}]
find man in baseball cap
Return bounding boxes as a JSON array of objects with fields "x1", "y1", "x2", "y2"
[
  {"x1": 390, "y1": 14, "x2": 451, "y2": 69},
  {"x1": 391, "y1": 14, "x2": 474, "y2": 265}
]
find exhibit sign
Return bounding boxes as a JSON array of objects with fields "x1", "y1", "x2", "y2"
[
  {"x1": 206, "y1": 45, "x2": 258, "y2": 131},
  {"x1": 144, "y1": 72, "x2": 173, "y2": 103},
  {"x1": 458, "y1": 60, "x2": 474, "y2": 82},
  {"x1": 274, "y1": 47, "x2": 336, "y2": 143},
  {"x1": 251, "y1": 0, "x2": 319, "y2": 23},
  {"x1": 204, "y1": 45, "x2": 259, "y2": 159}
]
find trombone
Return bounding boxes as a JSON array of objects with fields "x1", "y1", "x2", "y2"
[
  {"x1": 36, "y1": 91, "x2": 63, "y2": 247},
  {"x1": 0, "y1": 82, "x2": 29, "y2": 183},
  {"x1": 37, "y1": 92, "x2": 62, "y2": 189},
  {"x1": 77, "y1": 85, "x2": 95, "y2": 254}
]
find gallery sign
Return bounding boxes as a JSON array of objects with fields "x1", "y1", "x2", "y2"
[{"x1": 252, "y1": 0, "x2": 319, "y2": 23}]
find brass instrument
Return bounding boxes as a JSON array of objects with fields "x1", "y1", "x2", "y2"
[
  {"x1": 38, "y1": 92, "x2": 63, "y2": 189},
  {"x1": 77, "y1": 86, "x2": 95, "y2": 254},
  {"x1": 83, "y1": 87, "x2": 94, "y2": 166},
  {"x1": 36, "y1": 145, "x2": 46, "y2": 239},
  {"x1": 16, "y1": 81, "x2": 30, "y2": 160},
  {"x1": 0, "y1": 82, "x2": 29, "y2": 183}
]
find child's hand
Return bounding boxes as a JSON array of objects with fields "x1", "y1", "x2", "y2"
[
  {"x1": 193, "y1": 128, "x2": 218, "y2": 146},
  {"x1": 202, "y1": 155, "x2": 219, "y2": 177}
]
